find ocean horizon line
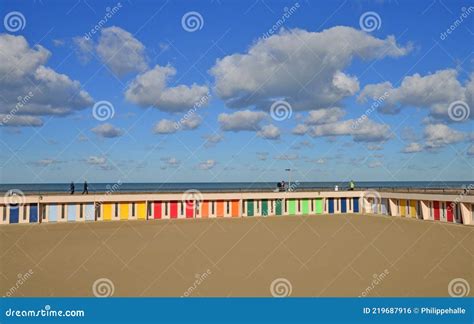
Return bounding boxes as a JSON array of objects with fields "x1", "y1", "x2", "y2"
[
  {"x1": 2, "y1": 180, "x2": 472, "y2": 185},
  {"x1": 1, "y1": 181, "x2": 472, "y2": 194}
]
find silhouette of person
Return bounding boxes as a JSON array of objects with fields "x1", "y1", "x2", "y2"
[
  {"x1": 82, "y1": 181, "x2": 88, "y2": 194},
  {"x1": 349, "y1": 180, "x2": 355, "y2": 191},
  {"x1": 70, "y1": 182, "x2": 75, "y2": 195}
]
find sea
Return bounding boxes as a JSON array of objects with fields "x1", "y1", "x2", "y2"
[{"x1": 0, "y1": 181, "x2": 472, "y2": 194}]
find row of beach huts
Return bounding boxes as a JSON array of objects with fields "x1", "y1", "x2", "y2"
[{"x1": 1, "y1": 190, "x2": 473, "y2": 225}]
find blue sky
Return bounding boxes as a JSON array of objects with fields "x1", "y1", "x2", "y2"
[{"x1": 0, "y1": 0, "x2": 473, "y2": 184}]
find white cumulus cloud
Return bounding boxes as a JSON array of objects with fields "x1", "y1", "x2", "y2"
[
  {"x1": 125, "y1": 65, "x2": 209, "y2": 112},
  {"x1": 86, "y1": 155, "x2": 107, "y2": 166},
  {"x1": 96, "y1": 26, "x2": 148, "y2": 76},
  {"x1": 309, "y1": 119, "x2": 392, "y2": 142},
  {"x1": 424, "y1": 123, "x2": 465, "y2": 149},
  {"x1": 210, "y1": 26, "x2": 410, "y2": 111},
  {"x1": 161, "y1": 157, "x2": 181, "y2": 168},
  {"x1": 153, "y1": 114, "x2": 202, "y2": 134},
  {"x1": 257, "y1": 124, "x2": 281, "y2": 140},
  {"x1": 402, "y1": 142, "x2": 423, "y2": 153},
  {"x1": 292, "y1": 124, "x2": 309, "y2": 135},
  {"x1": 359, "y1": 69, "x2": 473, "y2": 121},
  {"x1": 91, "y1": 123, "x2": 124, "y2": 138},
  {"x1": 0, "y1": 34, "x2": 93, "y2": 127},
  {"x1": 203, "y1": 133, "x2": 224, "y2": 147},
  {"x1": 218, "y1": 110, "x2": 267, "y2": 131},
  {"x1": 153, "y1": 119, "x2": 177, "y2": 134},
  {"x1": 198, "y1": 159, "x2": 216, "y2": 170},
  {"x1": 305, "y1": 107, "x2": 346, "y2": 125}
]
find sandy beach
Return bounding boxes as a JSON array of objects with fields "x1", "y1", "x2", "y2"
[{"x1": 1, "y1": 213, "x2": 472, "y2": 297}]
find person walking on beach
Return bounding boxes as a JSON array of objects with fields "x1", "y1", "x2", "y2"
[
  {"x1": 276, "y1": 182, "x2": 282, "y2": 192},
  {"x1": 349, "y1": 180, "x2": 355, "y2": 191},
  {"x1": 82, "y1": 181, "x2": 89, "y2": 195},
  {"x1": 70, "y1": 182, "x2": 75, "y2": 195}
]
